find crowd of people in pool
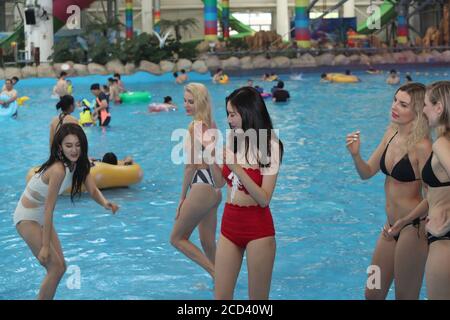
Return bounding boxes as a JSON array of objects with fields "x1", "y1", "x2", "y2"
[{"x1": 1, "y1": 67, "x2": 450, "y2": 301}]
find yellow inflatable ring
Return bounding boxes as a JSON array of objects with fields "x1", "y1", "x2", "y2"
[
  {"x1": 218, "y1": 75, "x2": 229, "y2": 84},
  {"x1": 26, "y1": 162, "x2": 143, "y2": 192},
  {"x1": 327, "y1": 73, "x2": 359, "y2": 83}
]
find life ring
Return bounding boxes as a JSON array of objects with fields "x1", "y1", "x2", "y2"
[
  {"x1": 0, "y1": 94, "x2": 18, "y2": 118},
  {"x1": 218, "y1": 75, "x2": 229, "y2": 84},
  {"x1": 26, "y1": 162, "x2": 144, "y2": 192},
  {"x1": 326, "y1": 73, "x2": 360, "y2": 83},
  {"x1": 148, "y1": 103, "x2": 176, "y2": 113},
  {"x1": 119, "y1": 91, "x2": 152, "y2": 103}
]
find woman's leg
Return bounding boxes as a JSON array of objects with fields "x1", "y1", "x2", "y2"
[
  {"x1": 170, "y1": 184, "x2": 218, "y2": 277},
  {"x1": 394, "y1": 223, "x2": 428, "y2": 299},
  {"x1": 426, "y1": 241, "x2": 450, "y2": 299},
  {"x1": 214, "y1": 235, "x2": 244, "y2": 299},
  {"x1": 365, "y1": 230, "x2": 396, "y2": 300},
  {"x1": 246, "y1": 236, "x2": 276, "y2": 300},
  {"x1": 198, "y1": 189, "x2": 221, "y2": 264},
  {"x1": 16, "y1": 221, "x2": 67, "y2": 300}
]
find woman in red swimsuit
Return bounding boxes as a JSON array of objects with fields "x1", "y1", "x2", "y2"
[{"x1": 209, "y1": 86, "x2": 283, "y2": 299}]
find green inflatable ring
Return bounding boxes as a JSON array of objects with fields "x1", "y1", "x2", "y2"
[{"x1": 119, "y1": 91, "x2": 152, "y2": 103}]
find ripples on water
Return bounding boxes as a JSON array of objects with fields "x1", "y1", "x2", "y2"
[{"x1": 1, "y1": 69, "x2": 448, "y2": 299}]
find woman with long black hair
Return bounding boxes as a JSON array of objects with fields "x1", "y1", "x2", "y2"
[
  {"x1": 209, "y1": 86, "x2": 283, "y2": 299},
  {"x1": 13, "y1": 123, "x2": 118, "y2": 299}
]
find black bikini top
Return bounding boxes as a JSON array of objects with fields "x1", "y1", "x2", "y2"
[
  {"x1": 422, "y1": 152, "x2": 450, "y2": 187},
  {"x1": 380, "y1": 132, "x2": 419, "y2": 182}
]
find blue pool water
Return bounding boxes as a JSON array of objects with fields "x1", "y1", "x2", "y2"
[{"x1": 1, "y1": 68, "x2": 449, "y2": 300}]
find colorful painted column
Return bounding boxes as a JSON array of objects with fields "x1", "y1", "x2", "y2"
[
  {"x1": 295, "y1": 0, "x2": 310, "y2": 48},
  {"x1": 396, "y1": 4, "x2": 408, "y2": 45},
  {"x1": 141, "y1": 0, "x2": 153, "y2": 34},
  {"x1": 222, "y1": 0, "x2": 229, "y2": 40},
  {"x1": 125, "y1": 0, "x2": 133, "y2": 40},
  {"x1": 204, "y1": 0, "x2": 217, "y2": 42},
  {"x1": 153, "y1": 0, "x2": 161, "y2": 34}
]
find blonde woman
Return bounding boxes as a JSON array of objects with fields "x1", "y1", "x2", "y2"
[
  {"x1": 390, "y1": 81, "x2": 450, "y2": 299},
  {"x1": 170, "y1": 83, "x2": 221, "y2": 279},
  {"x1": 346, "y1": 83, "x2": 432, "y2": 299}
]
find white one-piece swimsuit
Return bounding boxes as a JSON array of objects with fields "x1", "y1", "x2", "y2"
[{"x1": 13, "y1": 166, "x2": 74, "y2": 226}]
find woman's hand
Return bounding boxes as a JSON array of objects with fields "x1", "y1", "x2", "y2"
[
  {"x1": 104, "y1": 201, "x2": 119, "y2": 214},
  {"x1": 388, "y1": 218, "x2": 407, "y2": 237},
  {"x1": 175, "y1": 198, "x2": 185, "y2": 220},
  {"x1": 38, "y1": 246, "x2": 50, "y2": 265},
  {"x1": 223, "y1": 147, "x2": 240, "y2": 172},
  {"x1": 346, "y1": 131, "x2": 361, "y2": 156}
]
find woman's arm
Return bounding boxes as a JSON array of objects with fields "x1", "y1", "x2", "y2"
[
  {"x1": 346, "y1": 128, "x2": 394, "y2": 180},
  {"x1": 433, "y1": 136, "x2": 450, "y2": 177},
  {"x1": 84, "y1": 173, "x2": 118, "y2": 213},
  {"x1": 231, "y1": 165, "x2": 278, "y2": 208}
]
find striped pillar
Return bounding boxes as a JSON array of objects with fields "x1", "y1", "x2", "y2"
[
  {"x1": 222, "y1": 0, "x2": 230, "y2": 40},
  {"x1": 295, "y1": 0, "x2": 310, "y2": 48},
  {"x1": 396, "y1": 13, "x2": 408, "y2": 45},
  {"x1": 153, "y1": 0, "x2": 161, "y2": 34},
  {"x1": 125, "y1": 0, "x2": 133, "y2": 40},
  {"x1": 204, "y1": 0, "x2": 217, "y2": 42}
]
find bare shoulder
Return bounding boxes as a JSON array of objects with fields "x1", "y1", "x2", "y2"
[
  {"x1": 66, "y1": 115, "x2": 79, "y2": 124},
  {"x1": 49, "y1": 161, "x2": 66, "y2": 177},
  {"x1": 414, "y1": 137, "x2": 433, "y2": 156},
  {"x1": 433, "y1": 136, "x2": 450, "y2": 153}
]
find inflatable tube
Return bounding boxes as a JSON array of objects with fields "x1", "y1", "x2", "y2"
[
  {"x1": 327, "y1": 73, "x2": 360, "y2": 83},
  {"x1": 119, "y1": 91, "x2": 152, "y2": 103},
  {"x1": 148, "y1": 103, "x2": 176, "y2": 113},
  {"x1": 218, "y1": 75, "x2": 229, "y2": 84},
  {"x1": 366, "y1": 70, "x2": 382, "y2": 75},
  {"x1": 0, "y1": 94, "x2": 18, "y2": 118},
  {"x1": 260, "y1": 92, "x2": 272, "y2": 99},
  {"x1": 17, "y1": 96, "x2": 30, "y2": 106},
  {"x1": 26, "y1": 162, "x2": 144, "y2": 192}
]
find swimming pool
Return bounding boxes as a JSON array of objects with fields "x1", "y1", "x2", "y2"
[{"x1": 1, "y1": 68, "x2": 449, "y2": 299}]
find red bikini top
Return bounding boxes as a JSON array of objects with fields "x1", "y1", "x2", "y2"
[{"x1": 222, "y1": 165, "x2": 263, "y2": 194}]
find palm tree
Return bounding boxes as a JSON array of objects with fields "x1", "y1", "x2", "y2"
[{"x1": 159, "y1": 18, "x2": 199, "y2": 42}]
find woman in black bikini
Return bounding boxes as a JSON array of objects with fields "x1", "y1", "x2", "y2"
[
  {"x1": 346, "y1": 83, "x2": 432, "y2": 299},
  {"x1": 389, "y1": 81, "x2": 450, "y2": 299}
]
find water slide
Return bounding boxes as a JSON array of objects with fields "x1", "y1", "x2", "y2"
[
  {"x1": 0, "y1": 0, "x2": 95, "y2": 50},
  {"x1": 357, "y1": 0, "x2": 398, "y2": 34}
]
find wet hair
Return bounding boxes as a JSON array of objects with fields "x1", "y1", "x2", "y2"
[
  {"x1": 37, "y1": 123, "x2": 90, "y2": 202},
  {"x1": 5, "y1": 78, "x2": 12, "y2": 84},
  {"x1": 345, "y1": 70, "x2": 351, "y2": 75},
  {"x1": 276, "y1": 80, "x2": 284, "y2": 89},
  {"x1": 181, "y1": 69, "x2": 186, "y2": 74},
  {"x1": 114, "y1": 73, "x2": 121, "y2": 79},
  {"x1": 426, "y1": 81, "x2": 450, "y2": 138},
  {"x1": 56, "y1": 95, "x2": 75, "y2": 112},
  {"x1": 321, "y1": 73, "x2": 327, "y2": 79},
  {"x1": 406, "y1": 75, "x2": 413, "y2": 81},
  {"x1": 216, "y1": 68, "x2": 223, "y2": 73},
  {"x1": 108, "y1": 77, "x2": 114, "y2": 83},
  {"x1": 390, "y1": 69, "x2": 397, "y2": 74},
  {"x1": 226, "y1": 86, "x2": 284, "y2": 167},
  {"x1": 102, "y1": 85, "x2": 109, "y2": 91},
  {"x1": 12, "y1": 76, "x2": 19, "y2": 83},
  {"x1": 102, "y1": 152, "x2": 118, "y2": 165},
  {"x1": 173, "y1": 72, "x2": 178, "y2": 77},
  {"x1": 60, "y1": 71, "x2": 67, "y2": 78},
  {"x1": 164, "y1": 96, "x2": 172, "y2": 103},
  {"x1": 90, "y1": 83, "x2": 100, "y2": 90}
]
